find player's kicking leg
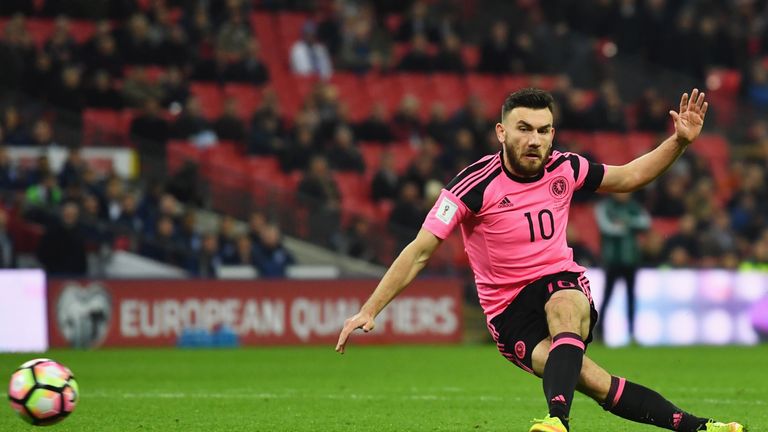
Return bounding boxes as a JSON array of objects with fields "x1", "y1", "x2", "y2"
[{"x1": 529, "y1": 338, "x2": 746, "y2": 431}]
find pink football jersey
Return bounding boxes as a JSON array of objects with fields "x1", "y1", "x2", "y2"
[{"x1": 423, "y1": 150, "x2": 605, "y2": 320}]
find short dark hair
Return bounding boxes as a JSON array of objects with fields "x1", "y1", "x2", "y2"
[{"x1": 501, "y1": 88, "x2": 555, "y2": 121}]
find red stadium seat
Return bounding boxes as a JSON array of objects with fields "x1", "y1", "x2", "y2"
[
  {"x1": 276, "y1": 12, "x2": 310, "y2": 59},
  {"x1": 82, "y1": 109, "x2": 134, "y2": 146},
  {"x1": 466, "y1": 74, "x2": 505, "y2": 118},
  {"x1": 334, "y1": 172, "x2": 370, "y2": 203},
  {"x1": 364, "y1": 74, "x2": 404, "y2": 117},
  {"x1": 706, "y1": 68, "x2": 742, "y2": 127},
  {"x1": 432, "y1": 73, "x2": 468, "y2": 117},
  {"x1": 568, "y1": 204, "x2": 600, "y2": 257},
  {"x1": 651, "y1": 217, "x2": 680, "y2": 239},
  {"x1": 250, "y1": 12, "x2": 285, "y2": 72},
  {"x1": 330, "y1": 73, "x2": 371, "y2": 122},
  {"x1": 190, "y1": 82, "x2": 224, "y2": 120},
  {"x1": 166, "y1": 140, "x2": 202, "y2": 174},
  {"x1": 461, "y1": 45, "x2": 480, "y2": 70},
  {"x1": 396, "y1": 74, "x2": 436, "y2": 121},
  {"x1": 626, "y1": 132, "x2": 657, "y2": 158},
  {"x1": 223, "y1": 83, "x2": 264, "y2": 122},
  {"x1": 68, "y1": 20, "x2": 96, "y2": 44},
  {"x1": 591, "y1": 132, "x2": 630, "y2": 165}
]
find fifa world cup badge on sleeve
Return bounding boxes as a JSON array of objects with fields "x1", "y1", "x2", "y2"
[{"x1": 437, "y1": 197, "x2": 459, "y2": 224}]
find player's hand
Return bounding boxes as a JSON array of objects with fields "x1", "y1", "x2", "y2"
[
  {"x1": 669, "y1": 88, "x2": 708, "y2": 145},
  {"x1": 335, "y1": 311, "x2": 375, "y2": 354}
]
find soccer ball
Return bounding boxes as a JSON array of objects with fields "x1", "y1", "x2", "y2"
[{"x1": 7, "y1": 358, "x2": 79, "y2": 425}]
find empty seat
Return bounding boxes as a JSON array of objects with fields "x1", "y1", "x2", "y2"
[
  {"x1": 190, "y1": 82, "x2": 224, "y2": 120},
  {"x1": 223, "y1": 83, "x2": 264, "y2": 122},
  {"x1": 82, "y1": 109, "x2": 134, "y2": 146}
]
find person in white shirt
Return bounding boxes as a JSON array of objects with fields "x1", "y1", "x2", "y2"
[{"x1": 290, "y1": 21, "x2": 333, "y2": 79}]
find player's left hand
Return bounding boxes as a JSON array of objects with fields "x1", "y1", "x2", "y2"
[{"x1": 669, "y1": 88, "x2": 708, "y2": 145}]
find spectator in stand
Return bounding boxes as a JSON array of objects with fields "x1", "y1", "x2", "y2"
[
  {"x1": 140, "y1": 215, "x2": 184, "y2": 266},
  {"x1": 297, "y1": 155, "x2": 341, "y2": 247},
  {"x1": 114, "y1": 191, "x2": 143, "y2": 234},
  {"x1": 24, "y1": 154, "x2": 53, "y2": 189},
  {"x1": 478, "y1": 21, "x2": 515, "y2": 74},
  {"x1": 636, "y1": 88, "x2": 671, "y2": 132},
  {"x1": 101, "y1": 176, "x2": 124, "y2": 222},
  {"x1": 79, "y1": 192, "x2": 108, "y2": 247},
  {"x1": 37, "y1": 201, "x2": 87, "y2": 276},
  {"x1": 166, "y1": 160, "x2": 203, "y2": 206},
  {"x1": 130, "y1": 97, "x2": 169, "y2": 177},
  {"x1": 747, "y1": 60, "x2": 768, "y2": 112},
  {"x1": 354, "y1": 103, "x2": 393, "y2": 143},
  {"x1": 650, "y1": 174, "x2": 688, "y2": 217},
  {"x1": 740, "y1": 230, "x2": 768, "y2": 271},
  {"x1": 290, "y1": 21, "x2": 333, "y2": 79},
  {"x1": 591, "y1": 81, "x2": 628, "y2": 132},
  {"x1": 2, "y1": 107, "x2": 31, "y2": 145},
  {"x1": 388, "y1": 180, "x2": 427, "y2": 253},
  {"x1": 24, "y1": 52, "x2": 56, "y2": 100},
  {"x1": 433, "y1": 33, "x2": 465, "y2": 73},
  {"x1": 391, "y1": 94, "x2": 424, "y2": 143},
  {"x1": 254, "y1": 223, "x2": 294, "y2": 277},
  {"x1": 171, "y1": 96, "x2": 215, "y2": 141},
  {"x1": 50, "y1": 65, "x2": 86, "y2": 140},
  {"x1": 232, "y1": 234, "x2": 258, "y2": 268},
  {"x1": 25, "y1": 173, "x2": 62, "y2": 213},
  {"x1": 216, "y1": 8, "x2": 251, "y2": 60},
  {"x1": 338, "y1": 17, "x2": 392, "y2": 74},
  {"x1": 317, "y1": 0, "x2": 343, "y2": 57},
  {"x1": 0, "y1": 14, "x2": 34, "y2": 94},
  {"x1": 117, "y1": 14, "x2": 158, "y2": 65},
  {"x1": 0, "y1": 146, "x2": 21, "y2": 190},
  {"x1": 193, "y1": 232, "x2": 221, "y2": 278},
  {"x1": 44, "y1": 16, "x2": 78, "y2": 67},
  {"x1": 214, "y1": 97, "x2": 247, "y2": 144},
  {"x1": 247, "y1": 210, "x2": 267, "y2": 250},
  {"x1": 159, "y1": 66, "x2": 190, "y2": 109},
  {"x1": 226, "y1": 37, "x2": 270, "y2": 85},
  {"x1": 340, "y1": 216, "x2": 378, "y2": 263},
  {"x1": 58, "y1": 147, "x2": 87, "y2": 189},
  {"x1": 661, "y1": 214, "x2": 700, "y2": 265},
  {"x1": 397, "y1": 34, "x2": 434, "y2": 73},
  {"x1": 327, "y1": 125, "x2": 365, "y2": 173},
  {"x1": 280, "y1": 125, "x2": 319, "y2": 172},
  {"x1": 248, "y1": 111, "x2": 284, "y2": 156},
  {"x1": 397, "y1": 0, "x2": 438, "y2": 43},
  {"x1": 0, "y1": 208, "x2": 16, "y2": 268},
  {"x1": 84, "y1": 33, "x2": 124, "y2": 79},
  {"x1": 158, "y1": 24, "x2": 195, "y2": 69},
  {"x1": 122, "y1": 66, "x2": 164, "y2": 108},
  {"x1": 218, "y1": 215, "x2": 239, "y2": 264},
  {"x1": 452, "y1": 95, "x2": 492, "y2": 147},
  {"x1": 370, "y1": 150, "x2": 400, "y2": 203},
  {"x1": 441, "y1": 128, "x2": 479, "y2": 174},
  {"x1": 85, "y1": 70, "x2": 124, "y2": 109},
  {"x1": 178, "y1": 210, "x2": 202, "y2": 254},
  {"x1": 30, "y1": 119, "x2": 61, "y2": 148}
]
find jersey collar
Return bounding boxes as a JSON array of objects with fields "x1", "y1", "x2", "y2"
[{"x1": 500, "y1": 150, "x2": 545, "y2": 183}]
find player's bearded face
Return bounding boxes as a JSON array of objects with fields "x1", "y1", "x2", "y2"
[{"x1": 498, "y1": 108, "x2": 554, "y2": 177}]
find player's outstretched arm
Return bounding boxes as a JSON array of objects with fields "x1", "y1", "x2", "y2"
[
  {"x1": 598, "y1": 88, "x2": 709, "y2": 193},
  {"x1": 335, "y1": 228, "x2": 442, "y2": 354}
]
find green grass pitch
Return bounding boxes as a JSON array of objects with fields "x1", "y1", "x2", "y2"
[{"x1": 1, "y1": 344, "x2": 766, "y2": 431}]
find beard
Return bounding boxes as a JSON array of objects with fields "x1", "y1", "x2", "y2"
[{"x1": 505, "y1": 144, "x2": 552, "y2": 177}]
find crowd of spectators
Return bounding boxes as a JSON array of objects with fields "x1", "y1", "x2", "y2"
[{"x1": 1, "y1": 0, "x2": 768, "y2": 275}]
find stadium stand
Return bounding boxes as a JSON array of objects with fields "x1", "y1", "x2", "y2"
[{"x1": 1, "y1": 0, "x2": 768, "y2": 279}]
